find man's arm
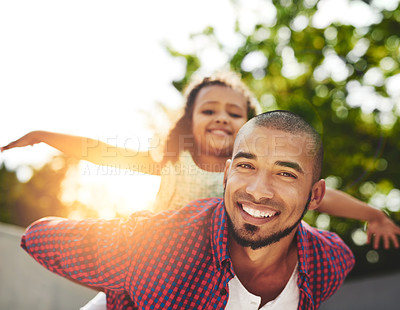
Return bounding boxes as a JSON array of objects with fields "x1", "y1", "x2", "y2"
[{"x1": 21, "y1": 216, "x2": 140, "y2": 290}]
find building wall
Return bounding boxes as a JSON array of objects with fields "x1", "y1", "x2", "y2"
[{"x1": 0, "y1": 223, "x2": 96, "y2": 310}]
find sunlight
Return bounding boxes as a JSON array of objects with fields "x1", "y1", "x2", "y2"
[
  {"x1": 313, "y1": 0, "x2": 382, "y2": 28},
  {"x1": 58, "y1": 121, "x2": 166, "y2": 220},
  {"x1": 61, "y1": 161, "x2": 160, "y2": 219}
]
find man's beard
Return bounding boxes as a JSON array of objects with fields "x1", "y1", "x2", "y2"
[{"x1": 226, "y1": 193, "x2": 311, "y2": 250}]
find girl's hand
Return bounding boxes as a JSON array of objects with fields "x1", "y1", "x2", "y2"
[
  {"x1": 1, "y1": 131, "x2": 41, "y2": 152},
  {"x1": 366, "y1": 214, "x2": 400, "y2": 249}
]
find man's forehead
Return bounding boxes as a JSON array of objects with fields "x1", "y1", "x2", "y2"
[{"x1": 233, "y1": 126, "x2": 311, "y2": 157}]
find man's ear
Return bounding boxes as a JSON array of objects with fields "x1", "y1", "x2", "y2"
[
  {"x1": 308, "y1": 179, "x2": 326, "y2": 211},
  {"x1": 223, "y1": 159, "x2": 232, "y2": 188}
]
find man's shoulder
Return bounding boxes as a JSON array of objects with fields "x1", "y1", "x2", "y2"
[
  {"x1": 299, "y1": 221, "x2": 353, "y2": 256},
  {"x1": 298, "y1": 221, "x2": 355, "y2": 276},
  {"x1": 297, "y1": 222, "x2": 355, "y2": 303},
  {"x1": 131, "y1": 198, "x2": 223, "y2": 232},
  {"x1": 180, "y1": 197, "x2": 223, "y2": 213},
  {"x1": 125, "y1": 198, "x2": 224, "y2": 267}
]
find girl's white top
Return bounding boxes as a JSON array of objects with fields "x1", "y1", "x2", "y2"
[{"x1": 152, "y1": 151, "x2": 224, "y2": 212}]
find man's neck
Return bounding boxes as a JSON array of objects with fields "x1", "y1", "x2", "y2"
[
  {"x1": 228, "y1": 230, "x2": 299, "y2": 306},
  {"x1": 229, "y1": 229, "x2": 297, "y2": 271}
]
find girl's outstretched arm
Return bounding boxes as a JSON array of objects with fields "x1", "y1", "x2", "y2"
[
  {"x1": 1, "y1": 131, "x2": 161, "y2": 175},
  {"x1": 318, "y1": 188, "x2": 400, "y2": 249}
]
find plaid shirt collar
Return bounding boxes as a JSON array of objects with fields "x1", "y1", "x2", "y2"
[{"x1": 210, "y1": 200, "x2": 230, "y2": 270}]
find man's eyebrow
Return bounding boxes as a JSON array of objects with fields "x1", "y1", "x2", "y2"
[
  {"x1": 275, "y1": 161, "x2": 304, "y2": 174},
  {"x1": 233, "y1": 151, "x2": 256, "y2": 161}
]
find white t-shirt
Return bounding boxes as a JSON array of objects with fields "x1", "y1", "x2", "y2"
[{"x1": 225, "y1": 263, "x2": 299, "y2": 310}]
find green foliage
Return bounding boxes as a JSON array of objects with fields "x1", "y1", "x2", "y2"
[
  {"x1": 0, "y1": 165, "x2": 20, "y2": 224},
  {"x1": 0, "y1": 157, "x2": 76, "y2": 227},
  {"x1": 164, "y1": 45, "x2": 201, "y2": 92},
  {"x1": 167, "y1": 0, "x2": 400, "y2": 277}
]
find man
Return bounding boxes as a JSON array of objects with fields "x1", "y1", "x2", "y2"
[{"x1": 21, "y1": 111, "x2": 354, "y2": 309}]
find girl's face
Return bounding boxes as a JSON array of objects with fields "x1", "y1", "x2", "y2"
[{"x1": 192, "y1": 85, "x2": 248, "y2": 157}]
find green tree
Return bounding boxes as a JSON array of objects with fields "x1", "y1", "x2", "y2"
[
  {"x1": 0, "y1": 156, "x2": 79, "y2": 227},
  {"x1": 167, "y1": 0, "x2": 400, "y2": 277}
]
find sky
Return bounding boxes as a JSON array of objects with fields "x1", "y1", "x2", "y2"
[
  {"x1": 0, "y1": 0, "x2": 393, "y2": 215},
  {"x1": 0, "y1": 0, "x2": 241, "y2": 214},
  {"x1": 0, "y1": 0, "x2": 238, "y2": 168}
]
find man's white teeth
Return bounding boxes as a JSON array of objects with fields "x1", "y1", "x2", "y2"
[{"x1": 242, "y1": 205, "x2": 276, "y2": 218}]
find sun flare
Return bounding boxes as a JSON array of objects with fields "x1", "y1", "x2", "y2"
[{"x1": 61, "y1": 161, "x2": 160, "y2": 219}]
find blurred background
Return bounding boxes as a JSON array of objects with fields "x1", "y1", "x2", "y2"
[{"x1": 1, "y1": 0, "x2": 399, "y2": 309}]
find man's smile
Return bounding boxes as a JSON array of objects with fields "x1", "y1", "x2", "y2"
[{"x1": 237, "y1": 201, "x2": 280, "y2": 225}]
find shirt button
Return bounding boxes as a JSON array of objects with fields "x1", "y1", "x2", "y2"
[
  {"x1": 220, "y1": 288, "x2": 227, "y2": 296},
  {"x1": 221, "y1": 260, "x2": 229, "y2": 268}
]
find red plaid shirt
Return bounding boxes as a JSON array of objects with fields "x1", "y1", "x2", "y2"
[{"x1": 21, "y1": 198, "x2": 354, "y2": 309}]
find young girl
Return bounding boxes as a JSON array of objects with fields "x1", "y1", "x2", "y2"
[{"x1": 2, "y1": 72, "x2": 400, "y2": 309}]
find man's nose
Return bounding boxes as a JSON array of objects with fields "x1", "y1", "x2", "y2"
[{"x1": 245, "y1": 174, "x2": 274, "y2": 201}]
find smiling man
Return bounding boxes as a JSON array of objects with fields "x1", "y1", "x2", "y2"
[
  {"x1": 223, "y1": 111, "x2": 329, "y2": 309},
  {"x1": 21, "y1": 111, "x2": 354, "y2": 310}
]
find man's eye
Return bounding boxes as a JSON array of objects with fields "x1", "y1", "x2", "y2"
[
  {"x1": 279, "y1": 172, "x2": 297, "y2": 179},
  {"x1": 202, "y1": 110, "x2": 214, "y2": 115},
  {"x1": 238, "y1": 163, "x2": 253, "y2": 169}
]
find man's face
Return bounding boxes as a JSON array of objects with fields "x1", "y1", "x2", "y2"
[{"x1": 223, "y1": 125, "x2": 324, "y2": 250}]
